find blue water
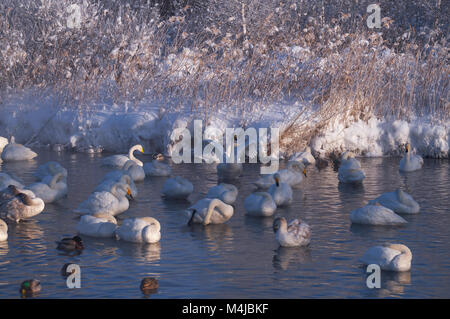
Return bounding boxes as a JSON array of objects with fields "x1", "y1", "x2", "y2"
[{"x1": 0, "y1": 149, "x2": 449, "y2": 298}]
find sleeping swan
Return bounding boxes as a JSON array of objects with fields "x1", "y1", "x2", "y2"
[
  {"x1": 187, "y1": 198, "x2": 234, "y2": 225},
  {"x1": 273, "y1": 217, "x2": 311, "y2": 247},
  {"x1": 0, "y1": 218, "x2": 7, "y2": 242},
  {"x1": 289, "y1": 147, "x2": 316, "y2": 165},
  {"x1": 26, "y1": 173, "x2": 68, "y2": 204},
  {"x1": 338, "y1": 151, "x2": 365, "y2": 183},
  {"x1": 205, "y1": 183, "x2": 238, "y2": 205},
  {"x1": 268, "y1": 173, "x2": 293, "y2": 206},
  {"x1": 369, "y1": 189, "x2": 420, "y2": 214},
  {"x1": 350, "y1": 203, "x2": 407, "y2": 225},
  {"x1": 116, "y1": 217, "x2": 161, "y2": 243},
  {"x1": 76, "y1": 213, "x2": 117, "y2": 238},
  {"x1": 102, "y1": 144, "x2": 144, "y2": 167},
  {"x1": 254, "y1": 161, "x2": 306, "y2": 189},
  {"x1": 122, "y1": 160, "x2": 145, "y2": 182},
  {"x1": 96, "y1": 171, "x2": 138, "y2": 198},
  {"x1": 217, "y1": 163, "x2": 243, "y2": 180},
  {"x1": 144, "y1": 160, "x2": 171, "y2": 177},
  {"x1": 360, "y1": 243, "x2": 412, "y2": 272},
  {"x1": 0, "y1": 136, "x2": 37, "y2": 162},
  {"x1": 0, "y1": 136, "x2": 8, "y2": 153},
  {"x1": 33, "y1": 161, "x2": 67, "y2": 180},
  {"x1": 0, "y1": 192, "x2": 45, "y2": 223},
  {"x1": 244, "y1": 192, "x2": 277, "y2": 217},
  {"x1": 399, "y1": 143, "x2": 423, "y2": 172},
  {"x1": 162, "y1": 176, "x2": 193, "y2": 199}
]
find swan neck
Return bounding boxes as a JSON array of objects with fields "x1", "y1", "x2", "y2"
[{"x1": 204, "y1": 199, "x2": 220, "y2": 225}]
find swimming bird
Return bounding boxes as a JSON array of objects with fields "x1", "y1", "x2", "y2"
[
  {"x1": 20, "y1": 279, "x2": 41, "y2": 297},
  {"x1": 0, "y1": 218, "x2": 7, "y2": 242},
  {"x1": 56, "y1": 235, "x2": 84, "y2": 252},
  {"x1": 140, "y1": 277, "x2": 159, "y2": 294},
  {"x1": 273, "y1": 217, "x2": 311, "y2": 247},
  {"x1": 254, "y1": 161, "x2": 307, "y2": 189},
  {"x1": 26, "y1": 173, "x2": 68, "y2": 204},
  {"x1": 162, "y1": 176, "x2": 193, "y2": 199},
  {"x1": 268, "y1": 173, "x2": 293, "y2": 206},
  {"x1": 102, "y1": 144, "x2": 145, "y2": 167},
  {"x1": 116, "y1": 217, "x2": 161, "y2": 244},
  {"x1": 289, "y1": 146, "x2": 316, "y2": 165},
  {"x1": 96, "y1": 172, "x2": 138, "y2": 198},
  {"x1": 399, "y1": 143, "x2": 423, "y2": 172},
  {"x1": 187, "y1": 198, "x2": 234, "y2": 225},
  {"x1": 244, "y1": 192, "x2": 277, "y2": 217},
  {"x1": 76, "y1": 213, "x2": 117, "y2": 238},
  {"x1": 205, "y1": 183, "x2": 238, "y2": 205},
  {"x1": 338, "y1": 151, "x2": 365, "y2": 183},
  {"x1": 369, "y1": 189, "x2": 420, "y2": 214},
  {"x1": 350, "y1": 203, "x2": 407, "y2": 226},
  {"x1": 74, "y1": 182, "x2": 131, "y2": 216},
  {"x1": 217, "y1": 163, "x2": 243, "y2": 181},
  {"x1": 360, "y1": 243, "x2": 412, "y2": 272},
  {"x1": 122, "y1": 160, "x2": 145, "y2": 182},
  {"x1": 0, "y1": 193, "x2": 45, "y2": 223},
  {"x1": 1, "y1": 136, "x2": 37, "y2": 162},
  {"x1": 33, "y1": 161, "x2": 68, "y2": 180},
  {"x1": 0, "y1": 173, "x2": 25, "y2": 191},
  {"x1": 144, "y1": 159, "x2": 171, "y2": 177}
]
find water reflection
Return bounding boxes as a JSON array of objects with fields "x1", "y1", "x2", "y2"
[{"x1": 273, "y1": 246, "x2": 312, "y2": 271}]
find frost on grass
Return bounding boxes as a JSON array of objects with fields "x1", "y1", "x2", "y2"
[{"x1": 0, "y1": 1, "x2": 448, "y2": 158}]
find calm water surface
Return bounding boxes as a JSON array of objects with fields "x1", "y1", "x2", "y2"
[{"x1": 0, "y1": 149, "x2": 449, "y2": 298}]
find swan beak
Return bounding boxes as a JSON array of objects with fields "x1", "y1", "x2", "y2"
[
  {"x1": 406, "y1": 144, "x2": 410, "y2": 153},
  {"x1": 275, "y1": 177, "x2": 280, "y2": 187},
  {"x1": 303, "y1": 168, "x2": 307, "y2": 177},
  {"x1": 127, "y1": 188, "x2": 133, "y2": 199}
]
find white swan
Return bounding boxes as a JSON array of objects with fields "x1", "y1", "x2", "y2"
[
  {"x1": 205, "y1": 183, "x2": 238, "y2": 205},
  {"x1": 360, "y1": 243, "x2": 412, "y2": 272},
  {"x1": 254, "y1": 161, "x2": 306, "y2": 189},
  {"x1": 0, "y1": 172, "x2": 25, "y2": 191},
  {"x1": 350, "y1": 203, "x2": 407, "y2": 225},
  {"x1": 244, "y1": 192, "x2": 277, "y2": 217},
  {"x1": 338, "y1": 151, "x2": 365, "y2": 183},
  {"x1": 76, "y1": 213, "x2": 117, "y2": 238},
  {"x1": 101, "y1": 144, "x2": 144, "y2": 167},
  {"x1": 33, "y1": 161, "x2": 68, "y2": 180},
  {"x1": 399, "y1": 143, "x2": 423, "y2": 172},
  {"x1": 217, "y1": 163, "x2": 243, "y2": 180},
  {"x1": 96, "y1": 171, "x2": 138, "y2": 198},
  {"x1": 289, "y1": 147, "x2": 316, "y2": 165},
  {"x1": 0, "y1": 218, "x2": 7, "y2": 241},
  {"x1": 162, "y1": 176, "x2": 193, "y2": 199},
  {"x1": 268, "y1": 173, "x2": 293, "y2": 206},
  {"x1": 116, "y1": 217, "x2": 161, "y2": 243},
  {"x1": 0, "y1": 193, "x2": 45, "y2": 222},
  {"x1": 187, "y1": 198, "x2": 234, "y2": 225},
  {"x1": 0, "y1": 136, "x2": 8, "y2": 153},
  {"x1": 273, "y1": 217, "x2": 311, "y2": 247},
  {"x1": 122, "y1": 160, "x2": 145, "y2": 182},
  {"x1": 0, "y1": 137, "x2": 37, "y2": 162},
  {"x1": 369, "y1": 189, "x2": 420, "y2": 214},
  {"x1": 26, "y1": 173, "x2": 68, "y2": 204},
  {"x1": 74, "y1": 182, "x2": 131, "y2": 216},
  {"x1": 144, "y1": 160, "x2": 171, "y2": 177}
]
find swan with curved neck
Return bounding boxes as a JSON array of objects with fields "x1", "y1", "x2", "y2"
[
  {"x1": 399, "y1": 143, "x2": 423, "y2": 172},
  {"x1": 187, "y1": 198, "x2": 234, "y2": 225},
  {"x1": 76, "y1": 213, "x2": 117, "y2": 238},
  {"x1": 268, "y1": 173, "x2": 293, "y2": 206},
  {"x1": 0, "y1": 193, "x2": 45, "y2": 223},
  {"x1": 34, "y1": 161, "x2": 67, "y2": 180},
  {"x1": 96, "y1": 173, "x2": 138, "y2": 198},
  {"x1": 360, "y1": 243, "x2": 412, "y2": 272},
  {"x1": 26, "y1": 173, "x2": 67, "y2": 204},
  {"x1": 116, "y1": 217, "x2": 161, "y2": 243},
  {"x1": 102, "y1": 144, "x2": 144, "y2": 167},
  {"x1": 273, "y1": 217, "x2": 311, "y2": 247}
]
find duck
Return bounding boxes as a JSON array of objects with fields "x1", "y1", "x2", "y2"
[
  {"x1": 268, "y1": 173, "x2": 293, "y2": 206},
  {"x1": 33, "y1": 161, "x2": 68, "y2": 180},
  {"x1": 116, "y1": 217, "x2": 161, "y2": 244},
  {"x1": 205, "y1": 183, "x2": 238, "y2": 205},
  {"x1": 350, "y1": 203, "x2": 407, "y2": 226},
  {"x1": 217, "y1": 163, "x2": 243, "y2": 180},
  {"x1": 289, "y1": 146, "x2": 316, "y2": 165},
  {"x1": 74, "y1": 182, "x2": 131, "y2": 216},
  {"x1": 56, "y1": 235, "x2": 84, "y2": 252},
  {"x1": 360, "y1": 243, "x2": 412, "y2": 272},
  {"x1": 0, "y1": 172, "x2": 25, "y2": 191},
  {"x1": 144, "y1": 159, "x2": 171, "y2": 177},
  {"x1": 140, "y1": 277, "x2": 159, "y2": 294},
  {"x1": 338, "y1": 151, "x2": 365, "y2": 183},
  {"x1": 76, "y1": 213, "x2": 117, "y2": 238},
  {"x1": 101, "y1": 144, "x2": 145, "y2": 167},
  {"x1": 399, "y1": 143, "x2": 423, "y2": 172},
  {"x1": 20, "y1": 279, "x2": 41, "y2": 297},
  {"x1": 273, "y1": 217, "x2": 311, "y2": 247},
  {"x1": 26, "y1": 173, "x2": 68, "y2": 204},
  {"x1": 0, "y1": 193, "x2": 45, "y2": 223},
  {"x1": 369, "y1": 189, "x2": 420, "y2": 214},
  {"x1": 244, "y1": 192, "x2": 277, "y2": 217},
  {"x1": 187, "y1": 198, "x2": 234, "y2": 225},
  {"x1": 254, "y1": 161, "x2": 306, "y2": 189},
  {"x1": 122, "y1": 160, "x2": 145, "y2": 182},
  {"x1": 96, "y1": 172, "x2": 138, "y2": 198},
  {"x1": 0, "y1": 136, "x2": 37, "y2": 162},
  {"x1": 162, "y1": 176, "x2": 193, "y2": 199},
  {"x1": 0, "y1": 218, "x2": 7, "y2": 242}
]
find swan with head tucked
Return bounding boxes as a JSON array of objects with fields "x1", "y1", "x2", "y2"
[
  {"x1": 33, "y1": 161, "x2": 67, "y2": 180},
  {"x1": 0, "y1": 192, "x2": 45, "y2": 223},
  {"x1": 0, "y1": 218, "x2": 7, "y2": 242},
  {"x1": 399, "y1": 143, "x2": 423, "y2": 172},
  {"x1": 96, "y1": 171, "x2": 138, "y2": 198},
  {"x1": 206, "y1": 183, "x2": 238, "y2": 205},
  {"x1": 369, "y1": 189, "x2": 420, "y2": 214},
  {"x1": 187, "y1": 198, "x2": 234, "y2": 225},
  {"x1": 76, "y1": 212, "x2": 117, "y2": 238},
  {"x1": 289, "y1": 147, "x2": 316, "y2": 166},
  {"x1": 244, "y1": 192, "x2": 277, "y2": 217},
  {"x1": 217, "y1": 163, "x2": 243, "y2": 181},
  {"x1": 0, "y1": 173, "x2": 25, "y2": 191},
  {"x1": 254, "y1": 161, "x2": 306, "y2": 189},
  {"x1": 101, "y1": 144, "x2": 144, "y2": 168},
  {"x1": 360, "y1": 243, "x2": 412, "y2": 272},
  {"x1": 268, "y1": 173, "x2": 293, "y2": 207},
  {"x1": 26, "y1": 173, "x2": 68, "y2": 204},
  {"x1": 273, "y1": 217, "x2": 311, "y2": 247},
  {"x1": 116, "y1": 217, "x2": 161, "y2": 243},
  {"x1": 350, "y1": 203, "x2": 407, "y2": 225},
  {"x1": 162, "y1": 176, "x2": 193, "y2": 199},
  {"x1": 74, "y1": 182, "x2": 131, "y2": 216},
  {"x1": 121, "y1": 160, "x2": 145, "y2": 182},
  {"x1": 144, "y1": 159, "x2": 171, "y2": 177},
  {"x1": 338, "y1": 151, "x2": 365, "y2": 183},
  {"x1": 0, "y1": 136, "x2": 37, "y2": 162},
  {"x1": 0, "y1": 184, "x2": 34, "y2": 204}
]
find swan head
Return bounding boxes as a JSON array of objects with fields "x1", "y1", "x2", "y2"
[
  {"x1": 273, "y1": 217, "x2": 287, "y2": 233},
  {"x1": 383, "y1": 243, "x2": 412, "y2": 257},
  {"x1": 17, "y1": 193, "x2": 35, "y2": 206},
  {"x1": 7, "y1": 184, "x2": 20, "y2": 195},
  {"x1": 405, "y1": 143, "x2": 410, "y2": 153},
  {"x1": 273, "y1": 173, "x2": 280, "y2": 187},
  {"x1": 135, "y1": 145, "x2": 144, "y2": 154}
]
